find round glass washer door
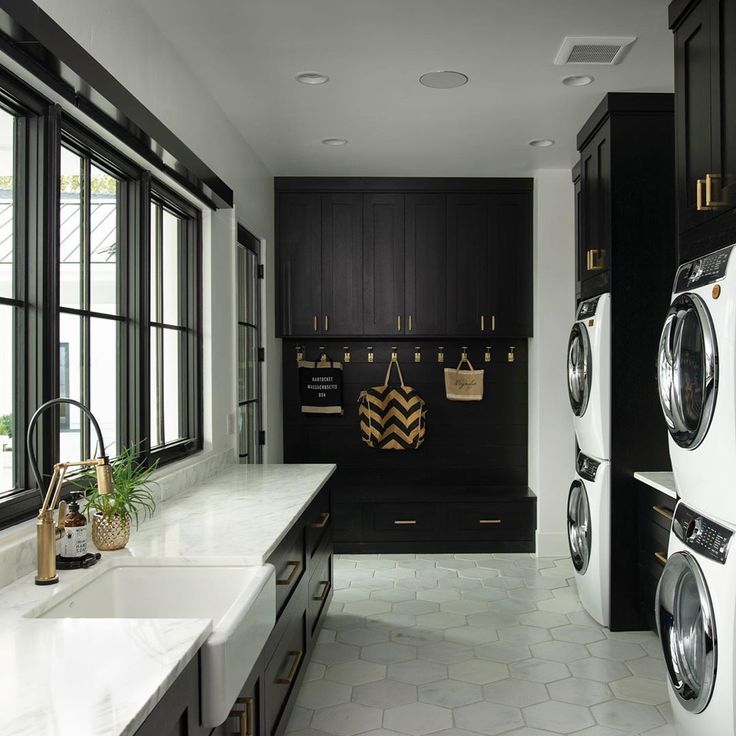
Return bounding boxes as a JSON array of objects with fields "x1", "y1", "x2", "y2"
[
  {"x1": 568, "y1": 322, "x2": 592, "y2": 417},
  {"x1": 656, "y1": 551, "x2": 717, "y2": 713},
  {"x1": 567, "y1": 480, "x2": 591, "y2": 574}
]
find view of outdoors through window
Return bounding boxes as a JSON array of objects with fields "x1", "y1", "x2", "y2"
[{"x1": 0, "y1": 108, "x2": 14, "y2": 494}]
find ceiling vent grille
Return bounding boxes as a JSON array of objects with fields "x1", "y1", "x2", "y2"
[{"x1": 554, "y1": 36, "x2": 637, "y2": 66}]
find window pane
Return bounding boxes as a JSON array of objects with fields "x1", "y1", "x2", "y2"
[
  {"x1": 238, "y1": 325, "x2": 258, "y2": 403},
  {"x1": 59, "y1": 312, "x2": 83, "y2": 460},
  {"x1": 162, "y1": 209, "x2": 180, "y2": 325},
  {"x1": 150, "y1": 326, "x2": 161, "y2": 447},
  {"x1": 90, "y1": 318, "x2": 118, "y2": 456},
  {"x1": 245, "y1": 249, "x2": 258, "y2": 323},
  {"x1": 0, "y1": 305, "x2": 14, "y2": 491},
  {"x1": 163, "y1": 328, "x2": 182, "y2": 443},
  {"x1": 237, "y1": 246, "x2": 247, "y2": 323},
  {"x1": 150, "y1": 202, "x2": 159, "y2": 322},
  {"x1": 238, "y1": 402, "x2": 259, "y2": 464},
  {"x1": 0, "y1": 109, "x2": 14, "y2": 301},
  {"x1": 90, "y1": 164, "x2": 119, "y2": 315},
  {"x1": 60, "y1": 147, "x2": 83, "y2": 310}
]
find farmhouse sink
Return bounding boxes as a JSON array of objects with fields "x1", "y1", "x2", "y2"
[{"x1": 26, "y1": 558, "x2": 276, "y2": 727}]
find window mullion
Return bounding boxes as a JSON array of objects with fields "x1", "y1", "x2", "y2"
[{"x1": 81, "y1": 154, "x2": 91, "y2": 459}]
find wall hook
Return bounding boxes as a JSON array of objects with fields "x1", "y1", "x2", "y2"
[
  {"x1": 296, "y1": 345, "x2": 304, "y2": 362},
  {"x1": 367, "y1": 346, "x2": 374, "y2": 363},
  {"x1": 437, "y1": 346, "x2": 445, "y2": 363},
  {"x1": 391, "y1": 346, "x2": 398, "y2": 361},
  {"x1": 343, "y1": 346, "x2": 351, "y2": 363},
  {"x1": 484, "y1": 346, "x2": 492, "y2": 363},
  {"x1": 461, "y1": 346, "x2": 469, "y2": 362},
  {"x1": 507, "y1": 346, "x2": 516, "y2": 363},
  {"x1": 414, "y1": 346, "x2": 422, "y2": 363}
]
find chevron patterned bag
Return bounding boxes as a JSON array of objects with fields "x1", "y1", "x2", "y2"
[{"x1": 358, "y1": 358, "x2": 427, "y2": 450}]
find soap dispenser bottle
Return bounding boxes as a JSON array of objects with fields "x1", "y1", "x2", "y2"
[{"x1": 60, "y1": 491, "x2": 88, "y2": 560}]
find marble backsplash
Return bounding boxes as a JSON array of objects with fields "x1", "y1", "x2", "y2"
[{"x1": 0, "y1": 448, "x2": 235, "y2": 589}]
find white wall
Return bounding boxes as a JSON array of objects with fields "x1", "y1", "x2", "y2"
[
  {"x1": 529, "y1": 170, "x2": 576, "y2": 557},
  {"x1": 35, "y1": 0, "x2": 283, "y2": 463}
]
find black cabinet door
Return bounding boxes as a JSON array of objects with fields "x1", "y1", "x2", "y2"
[
  {"x1": 492, "y1": 193, "x2": 533, "y2": 337},
  {"x1": 363, "y1": 193, "x2": 405, "y2": 336},
  {"x1": 321, "y1": 193, "x2": 364, "y2": 335},
  {"x1": 713, "y1": 0, "x2": 736, "y2": 212},
  {"x1": 278, "y1": 193, "x2": 321, "y2": 336},
  {"x1": 405, "y1": 193, "x2": 447, "y2": 335},
  {"x1": 446, "y1": 194, "x2": 489, "y2": 336},
  {"x1": 580, "y1": 122, "x2": 611, "y2": 282},
  {"x1": 573, "y1": 163, "x2": 583, "y2": 292},
  {"x1": 674, "y1": 0, "x2": 717, "y2": 232}
]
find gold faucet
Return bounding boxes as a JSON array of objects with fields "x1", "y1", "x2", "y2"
[{"x1": 27, "y1": 398, "x2": 115, "y2": 586}]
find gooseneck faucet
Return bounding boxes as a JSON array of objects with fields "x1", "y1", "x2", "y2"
[{"x1": 26, "y1": 398, "x2": 115, "y2": 585}]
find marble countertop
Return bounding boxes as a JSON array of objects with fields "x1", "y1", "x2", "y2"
[
  {"x1": 0, "y1": 462, "x2": 336, "y2": 736},
  {"x1": 634, "y1": 471, "x2": 678, "y2": 500}
]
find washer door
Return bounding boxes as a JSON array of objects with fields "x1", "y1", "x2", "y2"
[
  {"x1": 567, "y1": 480, "x2": 591, "y2": 574},
  {"x1": 656, "y1": 551, "x2": 717, "y2": 713},
  {"x1": 568, "y1": 322, "x2": 592, "y2": 417},
  {"x1": 657, "y1": 294, "x2": 718, "y2": 449}
]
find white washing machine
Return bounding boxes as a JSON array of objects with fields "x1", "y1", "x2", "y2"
[
  {"x1": 657, "y1": 244, "x2": 736, "y2": 522},
  {"x1": 567, "y1": 452, "x2": 610, "y2": 627},
  {"x1": 656, "y1": 500, "x2": 736, "y2": 736},
  {"x1": 567, "y1": 292, "x2": 611, "y2": 461}
]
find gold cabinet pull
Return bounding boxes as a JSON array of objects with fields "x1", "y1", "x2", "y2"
[
  {"x1": 408, "y1": 314, "x2": 413, "y2": 332},
  {"x1": 697, "y1": 178, "x2": 713, "y2": 211},
  {"x1": 313, "y1": 580, "x2": 331, "y2": 602},
  {"x1": 586, "y1": 249, "x2": 606, "y2": 271},
  {"x1": 491, "y1": 315, "x2": 496, "y2": 332},
  {"x1": 397, "y1": 314, "x2": 402, "y2": 332},
  {"x1": 652, "y1": 505, "x2": 673, "y2": 522},
  {"x1": 313, "y1": 315, "x2": 318, "y2": 332},
  {"x1": 394, "y1": 519, "x2": 417, "y2": 525},
  {"x1": 479, "y1": 519, "x2": 502, "y2": 524},
  {"x1": 481, "y1": 315, "x2": 485, "y2": 332},
  {"x1": 276, "y1": 649, "x2": 304, "y2": 685},
  {"x1": 229, "y1": 696, "x2": 254, "y2": 736},
  {"x1": 324, "y1": 315, "x2": 329, "y2": 332},
  {"x1": 312, "y1": 511, "x2": 330, "y2": 529},
  {"x1": 706, "y1": 173, "x2": 725, "y2": 208},
  {"x1": 276, "y1": 560, "x2": 301, "y2": 586},
  {"x1": 655, "y1": 551, "x2": 667, "y2": 565}
]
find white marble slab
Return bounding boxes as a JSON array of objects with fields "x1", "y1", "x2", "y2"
[{"x1": 634, "y1": 471, "x2": 678, "y2": 500}]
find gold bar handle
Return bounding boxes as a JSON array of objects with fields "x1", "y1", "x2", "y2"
[
  {"x1": 313, "y1": 580, "x2": 331, "y2": 602},
  {"x1": 481, "y1": 315, "x2": 485, "y2": 332},
  {"x1": 706, "y1": 173, "x2": 725, "y2": 207},
  {"x1": 229, "y1": 697, "x2": 254, "y2": 736},
  {"x1": 276, "y1": 650, "x2": 304, "y2": 685},
  {"x1": 324, "y1": 315, "x2": 329, "y2": 332},
  {"x1": 655, "y1": 551, "x2": 668, "y2": 565},
  {"x1": 652, "y1": 505, "x2": 673, "y2": 522},
  {"x1": 697, "y1": 178, "x2": 713, "y2": 211},
  {"x1": 394, "y1": 519, "x2": 417, "y2": 525},
  {"x1": 491, "y1": 315, "x2": 496, "y2": 332},
  {"x1": 276, "y1": 560, "x2": 301, "y2": 586},
  {"x1": 408, "y1": 314, "x2": 413, "y2": 332},
  {"x1": 313, "y1": 315, "x2": 318, "y2": 332},
  {"x1": 479, "y1": 519, "x2": 502, "y2": 524},
  {"x1": 312, "y1": 511, "x2": 330, "y2": 529},
  {"x1": 397, "y1": 315, "x2": 402, "y2": 332}
]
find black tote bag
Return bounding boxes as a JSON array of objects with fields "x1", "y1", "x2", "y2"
[{"x1": 299, "y1": 356, "x2": 344, "y2": 415}]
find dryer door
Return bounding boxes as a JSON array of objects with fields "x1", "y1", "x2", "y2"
[
  {"x1": 567, "y1": 480, "x2": 591, "y2": 574},
  {"x1": 567, "y1": 322, "x2": 592, "y2": 417},
  {"x1": 656, "y1": 551, "x2": 717, "y2": 713},
  {"x1": 657, "y1": 294, "x2": 718, "y2": 449}
]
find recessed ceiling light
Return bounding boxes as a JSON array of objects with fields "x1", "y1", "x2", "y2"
[
  {"x1": 419, "y1": 71, "x2": 469, "y2": 89},
  {"x1": 528, "y1": 139, "x2": 555, "y2": 148},
  {"x1": 562, "y1": 74, "x2": 594, "y2": 87},
  {"x1": 296, "y1": 71, "x2": 330, "y2": 85},
  {"x1": 321, "y1": 138, "x2": 348, "y2": 146}
]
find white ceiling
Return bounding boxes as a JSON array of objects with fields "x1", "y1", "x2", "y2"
[{"x1": 137, "y1": 0, "x2": 674, "y2": 177}]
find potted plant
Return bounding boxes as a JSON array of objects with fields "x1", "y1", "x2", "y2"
[{"x1": 83, "y1": 446, "x2": 158, "y2": 551}]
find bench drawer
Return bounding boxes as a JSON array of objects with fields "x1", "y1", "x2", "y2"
[
  {"x1": 447, "y1": 502, "x2": 535, "y2": 540},
  {"x1": 363, "y1": 503, "x2": 443, "y2": 541}
]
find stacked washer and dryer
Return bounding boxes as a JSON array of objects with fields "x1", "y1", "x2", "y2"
[
  {"x1": 655, "y1": 245, "x2": 736, "y2": 736},
  {"x1": 566, "y1": 293, "x2": 612, "y2": 627}
]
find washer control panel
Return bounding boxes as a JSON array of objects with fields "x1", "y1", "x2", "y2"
[
  {"x1": 576, "y1": 296, "x2": 600, "y2": 320},
  {"x1": 576, "y1": 453, "x2": 599, "y2": 482},
  {"x1": 674, "y1": 245, "x2": 733, "y2": 293},
  {"x1": 673, "y1": 502, "x2": 733, "y2": 564}
]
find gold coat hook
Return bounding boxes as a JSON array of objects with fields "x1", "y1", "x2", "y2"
[
  {"x1": 437, "y1": 346, "x2": 445, "y2": 363},
  {"x1": 367, "y1": 346, "x2": 374, "y2": 363},
  {"x1": 391, "y1": 346, "x2": 398, "y2": 361},
  {"x1": 296, "y1": 345, "x2": 304, "y2": 362},
  {"x1": 508, "y1": 346, "x2": 516, "y2": 363},
  {"x1": 484, "y1": 346, "x2": 492, "y2": 363},
  {"x1": 414, "y1": 346, "x2": 421, "y2": 363},
  {"x1": 343, "y1": 346, "x2": 351, "y2": 363}
]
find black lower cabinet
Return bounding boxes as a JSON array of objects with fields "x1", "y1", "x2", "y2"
[
  {"x1": 636, "y1": 482, "x2": 676, "y2": 632},
  {"x1": 134, "y1": 483, "x2": 334, "y2": 736}
]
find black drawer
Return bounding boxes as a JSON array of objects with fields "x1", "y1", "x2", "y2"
[
  {"x1": 363, "y1": 503, "x2": 443, "y2": 541},
  {"x1": 447, "y1": 502, "x2": 536, "y2": 540},
  {"x1": 264, "y1": 610, "x2": 306, "y2": 736},
  {"x1": 308, "y1": 541, "x2": 333, "y2": 637},
  {"x1": 305, "y1": 486, "x2": 332, "y2": 558},
  {"x1": 269, "y1": 526, "x2": 306, "y2": 618}
]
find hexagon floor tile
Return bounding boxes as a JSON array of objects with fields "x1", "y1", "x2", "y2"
[{"x1": 283, "y1": 553, "x2": 671, "y2": 736}]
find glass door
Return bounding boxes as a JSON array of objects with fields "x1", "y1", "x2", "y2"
[
  {"x1": 567, "y1": 480, "x2": 591, "y2": 574},
  {"x1": 567, "y1": 323, "x2": 591, "y2": 417},
  {"x1": 237, "y1": 226, "x2": 262, "y2": 463}
]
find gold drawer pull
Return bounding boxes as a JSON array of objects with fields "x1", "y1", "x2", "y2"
[
  {"x1": 408, "y1": 314, "x2": 413, "y2": 332},
  {"x1": 394, "y1": 519, "x2": 417, "y2": 525},
  {"x1": 277, "y1": 649, "x2": 304, "y2": 685},
  {"x1": 229, "y1": 696, "x2": 254, "y2": 736},
  {"x1": 312, "y1": 512, "x2": 330, "y2": 529},
  {"x1": 491, "y1": 315, "x2": 496, "y2": 332},
  {"x1": 397, "y1": 314, "x2": 402, "y2": 332},
  {"x1": 655, "y1": 551, "x2": 668, "y2": 565},
  {"x1": 277, "y1": 560, "x2": 301, "y2": 586},
  {"x1": 324, "y1": 315, "x2": 329, "y2": 332},
  {"x1": 313, "y1": 580, "x2": 331, "y2": 602},
  {"x1": 652, "y1": 505, "x2": 673, "y2": 522},
  {"x1": 479, "y1": 519, "x2": 502, "y2": 524}
]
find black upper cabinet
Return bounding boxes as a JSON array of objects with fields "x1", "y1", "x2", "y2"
[
  {"x1": 322, "y1": 193, "x2": 364, "y2": 335},
  {"x1": 405, "y1": 194, "x2": 448, "y2": 336},
  {"x1": 278, "y1": 193, "x2": 321, "y2": 336},
  {"x1": 671, "y1": 0, "x2": 736, "y2": 252},
  {"x1": 363, "y1": 193, "x2": 405, "y2": 336}
]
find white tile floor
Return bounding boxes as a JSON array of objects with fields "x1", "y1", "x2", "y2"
[{"x1": 286, "y1": 553, "x2": 674, "y2": 736}]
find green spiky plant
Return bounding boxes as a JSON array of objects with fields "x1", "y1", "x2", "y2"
[
  {"x1": 82, "y1": 445, "x2": 158, "y2": 530},
  {"x1": 0, "y1": 414, "x2": 12, "y2": 438}
]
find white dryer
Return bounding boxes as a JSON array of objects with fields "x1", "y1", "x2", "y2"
[
  {"x1": 656, "y1": 500, "x2": 736, "y2": 736},
  {"x1": 567, "y1": 292, "x2": 611, "y2": 461},
  {"x1": 657, "y1": 244, "x2": 736, "y2": 522},
  {"x1": 567, "y1": 452, "x2": 610, "y2": 627}
]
